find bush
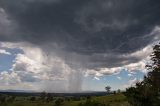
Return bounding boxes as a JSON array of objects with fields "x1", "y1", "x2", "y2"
[
  {"x1": 46, "y1": 93, "x2": 53, "y2": 102},
  {"x1": 79, "y1": 99, "x2": 106, "y2": 106},
  {"x1": 0, "y1": 95, "x2": 6, "y2": 104},
  {"x1": 54, "y1": 98, "x2": 64, "y2": 106},
  {"x1": 30, "y1": 96, "x2": 36, "y2": 101}
]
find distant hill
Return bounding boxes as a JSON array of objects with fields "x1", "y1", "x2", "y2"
[
  {"x1": 0, "y1": 90, "x2": 107, "y2": 97},
  {"x1": 0, "y1": 89, "x2": 35, "y2": 93}
]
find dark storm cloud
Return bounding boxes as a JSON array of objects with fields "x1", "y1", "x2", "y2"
[{"x1": 0, "y1": 0, "x2": 160, "y2": 69}]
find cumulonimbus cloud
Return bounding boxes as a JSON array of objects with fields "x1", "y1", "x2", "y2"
[{"x1": 0, "y1": 0, "x2": 160, "y2": 91}]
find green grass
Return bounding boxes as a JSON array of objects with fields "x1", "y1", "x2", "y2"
[
  {"x1": 64, "y1": 93, "x2": 130, "y2": 106},
  {"x1": 0, "y1": 93, "x2": 131, "y2": 106}
]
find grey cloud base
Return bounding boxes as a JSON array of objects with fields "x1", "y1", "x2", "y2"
[{"x1": 0, "y1": 0, "x2": 160, "y2": 72}]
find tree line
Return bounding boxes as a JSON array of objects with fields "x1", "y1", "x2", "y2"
[{"x1": 125, "y1": 43, "x2": 160, "y2": 106}]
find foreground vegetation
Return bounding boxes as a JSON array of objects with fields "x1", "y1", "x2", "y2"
[
  {"x1": 125, "y1": 43, "x2": 160, "y2": 106},
  {"x1": 0, "y1": 93, "x2": 130, "y2": 106}
]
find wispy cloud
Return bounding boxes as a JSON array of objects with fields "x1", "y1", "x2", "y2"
[{"x1": 0, "y1": 49, "x2": 11, "y2": 55}]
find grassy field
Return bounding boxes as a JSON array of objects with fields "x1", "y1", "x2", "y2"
[
  {"x1": 0, "y1": 93, "x2": 131, "y2": 106},
  {"x1": 64, "y1": 93, "x2": 130, "y2": 106}
]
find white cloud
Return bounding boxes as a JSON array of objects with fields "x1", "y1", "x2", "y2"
[
  {"x1": 85, "y1": 43, "x2": 154, "y2": 77},
  {"x1": 94, "y1": 76, "x2": 100, "y2": 80},
  {"x1": 86, "y1": 58, "x2": 148, "y2": 77},
  {"x1": 127, "y1": 45, "x2": 152, "y2": 60},
  {"x1": 123, "y1": 78, "x2": 143, "y2": 89},
  {"x1": 128, "y1": 74, "x2": 133, "y2": 77},
  {"x1": 0, "y1": 71, "x2": 35, "y2": 90},
  {"x1": 0, "y1": 71, "x2": 21, "y2": 86},
  {"x1": 86, "y1": 59, "x2": 147, "y2": 76},
  {"x1": 124, "y1": 61, "x2": 146, "y2": 72},
  {"x1": 0, "y1": 49, "x2": 11, "y2": 55},
  {"x1": 86, "y1": 67, "x2": 122, "y2": 77},
  {"x1": 117, "y1": 76, "x2": 122, "y2": 80},
  {"x1": 12, "y1": 44, "x2": 72, "y2": 81},
  {"x1": 123, "y1": 78, "x2": 138, "y2": 88},
  {"x1": 0, "y1": 42, "x2": 83, "y2": 92}
]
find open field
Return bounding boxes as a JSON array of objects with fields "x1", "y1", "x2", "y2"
[
  {"x1": 0, "y1": 93, "x2": 131, "y2": 106},
  {"x1": 64, "y1": 93, "x2": 130, "y2": 106}
]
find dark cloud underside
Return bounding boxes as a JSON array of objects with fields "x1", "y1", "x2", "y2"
[{"x1": 0, "y1": 0, "x2": 160, "y2": 69}]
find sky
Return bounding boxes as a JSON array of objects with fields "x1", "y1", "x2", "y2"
[{"x1": 0, "y1": 0, "x2": 160, "y2": 92}]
